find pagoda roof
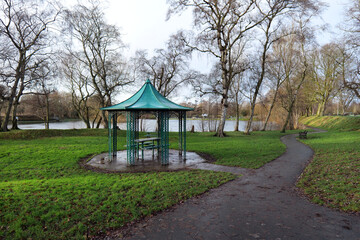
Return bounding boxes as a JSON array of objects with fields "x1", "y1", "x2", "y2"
[{"x1": 101, "y1": 79, "x2": 193, "y2": 111}]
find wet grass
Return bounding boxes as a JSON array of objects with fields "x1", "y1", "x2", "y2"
[
  {"x1": 181, "y1": 131, "x2": 294, "y2": 168},
  {"x1": 297, "y1": 130, "x2": 360, "y2": 213},
  {"x1": 0, "y1": 129, "x2": 235, "y2": 239},
  {"x1": 0, "y1": 128, "x2": 293, "y2": 238}
]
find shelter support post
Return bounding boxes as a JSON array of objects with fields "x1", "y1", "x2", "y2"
[
  {"x1": 126, "y1": 111, "x2": 138, "y2": 165},
  {"x1": 108, "y1": 112, "x2": 118, "y2": 161},
  {"x1": 108, "y1": 113, "x2": 112, "y2": 161},
  {"x1": 159, "y1": 111, "x2": 169, "y2": 165},
  {"x1": 183, "y1": 111, "x2": 186, "y2": 160},
  {"x1": 112, "y1": 113, "x2": 117, "y2": 158},
  {"x1": 178, "y1": 112, "x2": 183, "y2": 156}
]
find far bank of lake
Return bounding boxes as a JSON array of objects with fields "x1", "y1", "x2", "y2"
[{"x1": 15, "y1": 119, "x2": 279, "y2": 132}]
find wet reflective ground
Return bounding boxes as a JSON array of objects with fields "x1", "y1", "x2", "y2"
[{"x1": 86, "y1": 149, "x2": 207, "y2": 172}]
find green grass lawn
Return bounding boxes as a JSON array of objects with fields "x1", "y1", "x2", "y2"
[
  {"x1": 297, "y1": 130, "x2": 360, "y2": 213},
  {"x1": 300, "y1": 115, "x2": 360, "y2": 131},
  {"x1": 183, "y1": 131, "x2": 291, "y2": 168},
  {"x1": 0, "y1": 129, "x2": 290, "y2": 239}
]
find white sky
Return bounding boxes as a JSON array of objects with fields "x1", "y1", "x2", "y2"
[
  {"x1": 105, "y1": 0, "x2": 351, "y2": 56},
  {"x1": 90, "y1": 0, "x2": 352, "y2": 102}
]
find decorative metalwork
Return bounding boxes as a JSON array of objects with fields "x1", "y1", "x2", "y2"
[
  {"x1": 107, "y1": 112, "x2": 118, "y2": 161},
  {"x1": 126, "y1": 111, "x2": 138, "y2": 165},
  {"x1": 178, "y1": 112, "x2": 183, "y2": 156},
  {"x1": 159, "y1": 111, "x2": 169, "y2": 165},
  {"x1": 112, "y1": 113, "x2": 117, "y2": 158},
  {"x1": 183, "y1": 111, "x2": 187, "y2": 160}
]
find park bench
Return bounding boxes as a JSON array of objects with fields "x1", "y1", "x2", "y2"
[
  {"x1": 299, "y1": 130, "x2": 308, "y2": 139},
  {"x1": 135, "y1": 136, "x2": 160, "y2": 160}
]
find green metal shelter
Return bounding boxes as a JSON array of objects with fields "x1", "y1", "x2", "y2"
[{"x1": 101, "y1": 79, "x2": 193, "y2": 165}]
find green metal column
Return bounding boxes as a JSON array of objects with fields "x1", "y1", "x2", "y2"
[
  {"x1": 159, "y1": 111, "x2": 169, "y2": 165},
  {"x1": 126, "y1": 111, "x2": 137, "y2": 165},
  {"x1": 108, "y1": 112, "x2": 113, "y2": 161},
  {"x1": 183, "y1": 111, "x2": 187, "y2": 160},
  {"x1": 112, "y1": 113, "x2": 117, "y2": 158},
  {"x1": 178, "y1": 112, "x2": 183, "y2": 156}
]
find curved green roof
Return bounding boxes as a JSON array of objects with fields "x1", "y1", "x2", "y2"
[{"x1": 101, "y1": 80, "x2": 194, "y2": 111}]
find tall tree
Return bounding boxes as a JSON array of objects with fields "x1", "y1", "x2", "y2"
[
  {"x1": 0, "y1": 0, "x2": 59, "y2": 131},
  {"x1": 168, "y1": 0, "x2": 267, "y2": 137},
  {"x1": 62, "y1": 0, "x2": 131, "y2": 128},
  {"x1": 309, "y1": 43, "x2": 342, "y2": 116},
  {"x1": 342, "y1": 0, "x2": 360, "y2": 98},
  {"x1": 134, "y1": 33, "x2": 198, "y2": 97},
  {"x1": 244, "y1": 0, "x2": 301, "y2": 134},
  {"x1": 277, "y1": 18, "x2": 312, "y2": 133},
  {"x1": 29, "y1": 61, "x2": 57, "y2": 129},
  {"x1": 61, "y1": 54, "x2": 95, "y2": 129},
  {"x1": 260, "y1": 50, "x2": 286, "y2": 131}
]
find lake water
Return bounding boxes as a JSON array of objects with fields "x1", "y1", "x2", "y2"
[{"x1": 16, "y1": 119, "x2": 279, "y2": 132}]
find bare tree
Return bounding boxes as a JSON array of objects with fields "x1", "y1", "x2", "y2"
[
  {"x1": 134, "y1": 32, "x2": 198, "y2": 97},
  {"x1": 308, "y1": 43, "x2": 342, "y2": 116},
  {"x1": 277, "y1": 19, "x2": 312, "y2": 133},
  {"x1": 342, "y1": 0, "x2": 360, "y2": 98},
  {"x1": 29, "y1": 61, "x2": 57, "y2": 129},
  {"x1": 62, "y1": 0, "x2": 131, "y2": 128},
  {"x1": 61, "y1": 54, "x2": 95, "y2": 128},
  {"x1": 168, "y1": 0, "x2": 268, "y2": 137},
  {"x1": 260, "y1": 50, "x2": 286, "y2": 131},
  {"x1": 244, "y1": 0, "x2": 303, "y2": 134},
  {"x1": 231, "y1": 72, "x2": 244, "y2": 131},
  {"x1": 0, "y1": 0, "x2": 60, "y2": 131}
]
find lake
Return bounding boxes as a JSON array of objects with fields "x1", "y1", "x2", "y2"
[{"x1": 16, "y1": 119, "x2": 279, "y2": 132}]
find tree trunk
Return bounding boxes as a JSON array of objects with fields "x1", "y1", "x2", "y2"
[
  {"x1": 216, "y1": 96, "x2": 228, "y2": 137},
  {"x1": 1, "y1": 53, "x2": 24, "y2": 132},
  {"x1": 281, "y1": 99, "x2": 296, "y2": 133},
  {"x1": 316, "y1": 101, "x2": 325, "y2": 116},
  {"x1": 245, "y1": 102, "x2": 255, "y2": 135},
  {"x1": 234, "y1": 94, "x2": 239, "y2": 131},
  {"x1": 101, "y1": 109, "x2": 107, "y2": 128},
  {"x1": 11, "y1": 101, "x2": 20, "y2": 130},
  {"x1": 1, "y1": 80, "x2": 20, "y2": 132},
  {"x1": 11, "y1": 78, "x2": 25, "y2": 130},
  {"x1": 45, "y1": 94, "x2": 50, "y2": 129},
  {"x1": 261, "y1": 94, "x2": 277, "y2": 131},
  {"x1": 96, "y1": 116, "x2": 102, "y2": 129}
]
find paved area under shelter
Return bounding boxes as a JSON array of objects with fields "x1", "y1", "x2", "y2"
[{"x1": 86, "y1": 149, "x2": 207, "y2": 172}]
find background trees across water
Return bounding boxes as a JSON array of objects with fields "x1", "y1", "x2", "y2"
[{"x1": 0, "y1": 0, "x2": 359, "y2": 134}]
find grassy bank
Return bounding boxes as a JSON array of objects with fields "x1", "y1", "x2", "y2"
[
  {"x1": 0, "y1": 129, "x2": 289, "y2": 239},
  {"x1": 300, "y1": 115, "x2": 360, "y2": 131},
  {"x1": 297, "y1": 116, "x2": 360, "y2": 212}
]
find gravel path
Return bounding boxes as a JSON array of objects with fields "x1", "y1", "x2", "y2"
[{"x1": 110, "y1": 130, "x2": 360, "y2": 240}]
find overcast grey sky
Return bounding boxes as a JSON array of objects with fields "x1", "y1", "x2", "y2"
[{"x1": 105, "y1": 0, "x2": 351, "y2": 55}]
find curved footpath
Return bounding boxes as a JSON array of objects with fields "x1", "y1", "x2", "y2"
[{"x1": 113, "y1": 129, "x2": 360, "y2": 240}]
